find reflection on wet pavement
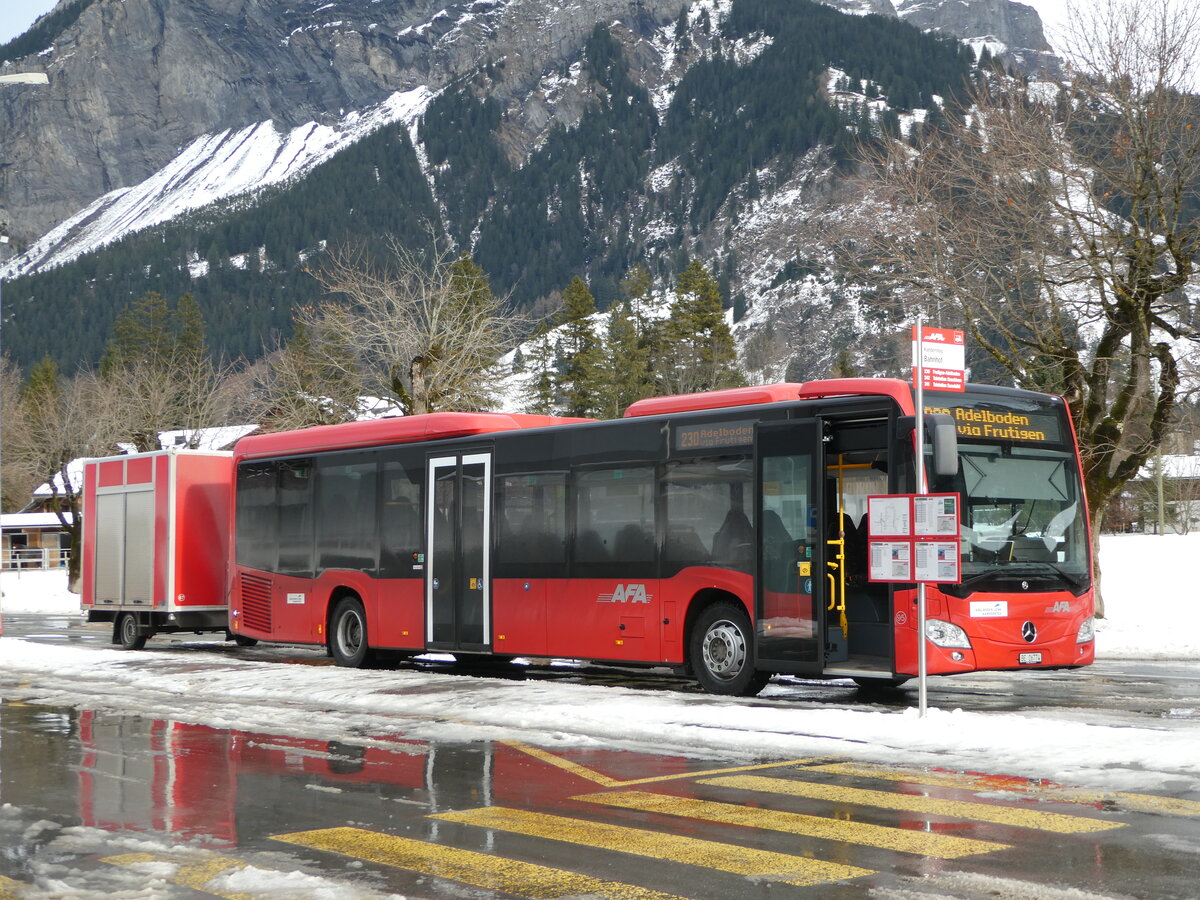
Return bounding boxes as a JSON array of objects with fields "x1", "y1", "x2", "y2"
[{"x1": 2, "y1": 698, "x2": 1199, "y2": 898}]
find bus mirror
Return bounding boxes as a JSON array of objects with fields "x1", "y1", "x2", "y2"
[
  {"x1": 899, "y1": 413, "x2": 959, "y2": 478},
  {"x1": 927, "y1": 413, "x2": 958, "y2": 478}
]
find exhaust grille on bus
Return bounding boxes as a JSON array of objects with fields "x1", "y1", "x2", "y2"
[{"x1": 239, "y1": 573, "x2": 273, "y2": 633}]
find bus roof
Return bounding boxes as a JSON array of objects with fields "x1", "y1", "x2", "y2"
[
  {"x1": 623, "y1": 378, "x2": 916, "y2": 418},
  {"x1": 234, "y1": 412, "x2": 591, "y2": 460}
]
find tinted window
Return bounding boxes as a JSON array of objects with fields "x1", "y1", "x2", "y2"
[
  {"x1": 663, "y1": 456, "x2": 753, "y2": 574},
  {"x1": 495, "y1": 473, "x2": 568, "y2": 577},
  {"x1": 567, "y1": 421, "x2": 663, "y2": 465},
  {"x1": 316, "y1": 454, "x2": 378, "y2": 572},
  {"x1": 574, "y1": 465, "x2": 656, "y2": 576},
  {"x1": 277, "y1": 459, "x2": 314, "y2": 577},
  {"x1": 236, "y1": 462, "x2": 277, "y2": 571},
  {"x1": 379, "y1": 453, "x2": 423, "y2": 578}
]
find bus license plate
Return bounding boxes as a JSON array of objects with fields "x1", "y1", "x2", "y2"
[{"x1": 1019, "y1": 652, "x2": 1043, "y2": 665}]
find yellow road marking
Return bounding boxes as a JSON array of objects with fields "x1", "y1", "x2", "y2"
[
  {"x1": 272, "y1": 826, "x2": 685, "y2": 899},
  {"x1": 503, "y1": 741, "x2": 823, "y2": 787},
  {"x1": 102, "y1": 852, "x2": 255, "y2": 900},
  {"x1": 1096, "y1": 791, "x2": 1200, "y2": 817},
  {"x1": 573, "y1": 790, "x2": 1009, "y2": 858},
  {"x1": 506, "y1": 741, "x2": 622, "y2": 786},
  {"x1": 0, "y1": 874, "x2": 26, "y2": 900},
  {"x1": 431, "y1": 806, "x2": 874, "y2": 887},
  {"x1": 810, "y1": 762, "x2": 1200, "y2": 817},
  {"x1": 701, "y1": 775, "x2": 1123, "y2": 834}
]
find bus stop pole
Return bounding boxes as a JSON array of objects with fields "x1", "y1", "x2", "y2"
[{"x1": 915, "y1": 317, "x2": 928, "y2": 718}]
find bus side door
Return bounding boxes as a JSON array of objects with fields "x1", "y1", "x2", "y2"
[
  {"x1": 755, "y1": 421, "x2": 824, "y2": 674},
  {"x1": 426, "y1": 452, "x2": 492, "y2": 651}
]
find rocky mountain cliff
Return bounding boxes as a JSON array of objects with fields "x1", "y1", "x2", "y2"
[
  {"x1": 0, "y1": 0, "x2": 1061, "y2": 382},
  {"x1": 896, "y1": 0, "x2": 1058, "y2": 76},
  {"x1": 0, "y1": 0, "x2": 685, "y2": 245}
]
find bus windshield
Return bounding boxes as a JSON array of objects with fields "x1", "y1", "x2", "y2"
[{"x1": 925, "y1": 391, "x2": 1090, "y2": 594}]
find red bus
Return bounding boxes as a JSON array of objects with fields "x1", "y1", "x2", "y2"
[{"x1": 228, "y1": 378, "x2": 1095, "y2": 695}]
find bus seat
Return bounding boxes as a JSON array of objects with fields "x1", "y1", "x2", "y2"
[
  {"x1": 615, "y1": 523, "x2": 654, "y2": 562},
  {"x1": 575, "y1": 529, "x2": 609, "y2": 562},
  {"x1": 712, "y1": 508, "x2": 753, "y2": 567},
  {"x1": 666, "y1": 525, "x2": 709, "y2": 564},
  {"x1": 761, "y1": 509, "x2": 793, "y2": 547}
]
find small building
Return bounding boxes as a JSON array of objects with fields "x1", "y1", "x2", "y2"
[
  {"x1": 1105, "y1": 454, "x2": 1200, "y2": 535},
  {"x1": 1, "y1": 511, "x2": 73, "y2": 571}
]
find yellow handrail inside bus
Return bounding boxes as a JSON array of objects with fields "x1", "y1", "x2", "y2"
[{"x1": 826, "y1": 454, "x2": 854, "y2": 638}]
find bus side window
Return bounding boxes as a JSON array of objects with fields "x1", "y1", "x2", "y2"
[
  {"x1": 236, "y1": 461, "x2": 278, "y2": 572},
  {"x1": 315, "y1": 455, "x2": 378, "y2": 572},
  {"x1": 573, "y1": 466, "x2": 655, "y2": 575},
  {"x1": 277, "y1": 459, "x2": 314, "y2": 577},
  {"x1": 663, "y1": 456, "x2": 752, "y2": 574},
  {"x1": 495, "y1": 473, "x2": 567, "y2": 573},
  {"x1": 379, "y1": 456, "x2": 422, "y2": 578}
]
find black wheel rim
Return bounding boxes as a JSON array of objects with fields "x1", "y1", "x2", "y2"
[{"x1": 337, "y1": 610, "x2": 363, "y2": 657}]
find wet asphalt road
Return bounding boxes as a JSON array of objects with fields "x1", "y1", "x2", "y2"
[{"x1": 1, "y1": 613, "x2": 1198, "y2": 899}]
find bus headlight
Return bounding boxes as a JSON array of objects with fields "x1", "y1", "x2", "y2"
[
  {"x1": 1076, "y1": 617, "x2": 1095, "y2": 643},
  {"x1": 926, "y1": 619, "x2": 972, "y2": 649}
]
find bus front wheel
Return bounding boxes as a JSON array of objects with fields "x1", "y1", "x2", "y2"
[
  {"x1": 689, "y1": 602, "x2": 770, "y2": 697},
  {"x1": 329, "y1": 596, "x2": 374, "y2": 668}
]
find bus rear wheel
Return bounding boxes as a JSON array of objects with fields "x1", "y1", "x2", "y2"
[
  {"x1": 116, "y1": 613, "x2": 147, "y2": 651},
  {"x1": 329, "y1": 596, "x2": 374, "y2": 668},
  {"x1": 689, "y1": 601, "x2": 770, "y2": 696}
]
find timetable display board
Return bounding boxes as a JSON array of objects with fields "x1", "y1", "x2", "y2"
[{"x1": 867, "y1": 493, "x2": 961, "y2": 584}]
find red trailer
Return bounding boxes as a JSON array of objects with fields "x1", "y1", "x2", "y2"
[{"x1": 81, "y1": 450, "x2": 235, "y2": 649}]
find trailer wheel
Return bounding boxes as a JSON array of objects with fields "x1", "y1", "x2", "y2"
[
  {"x1": 688, "y1": 601, "x2": 770, "y2": 696},
  {"x1": 330, "y1": 596, "x2": 374, "y2": 668},
  {"x1": 116, "y1": 613, "x2": 147, "y2": 651}
]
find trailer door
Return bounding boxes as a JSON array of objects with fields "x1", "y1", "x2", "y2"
[
  {"x1": 426, "y1": 452, "x2": 492, "y2": 651},
  {"x1": 755, "y1": 420, "x2": 824, "y2": 674}
]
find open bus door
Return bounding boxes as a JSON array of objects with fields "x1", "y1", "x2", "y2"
[
  {"x1": 754, "y1": 420, "x2": 826, "y2": 675},
  {"x1": 426, "y1": 450, "x2": 493, "y2": 652}
]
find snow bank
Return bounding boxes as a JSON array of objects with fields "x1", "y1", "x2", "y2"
[
  {"x1": 1093, "y1": 533, "x2": 1199, "y2": 659},
  {"x1": 4, "y1": 533, "x2": 1197, "y2": 657},
  {"x1": 0, "y1": 568, "x2": 79, "y2": 614}
]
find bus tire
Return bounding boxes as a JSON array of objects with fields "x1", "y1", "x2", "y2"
[
  {"x1": 116, "y1": 613, "x2": 147, "y2": 651},
  {"x1": 329, "y1": 596, "x2": 374, "y2": 668},
  {"x1": 689, "y1": 601, "x2": 770, "y2": 696}
]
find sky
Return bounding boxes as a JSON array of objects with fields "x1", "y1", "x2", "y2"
[{"x1": 0, "y1": 0, "x2": 59, "y2": 45}]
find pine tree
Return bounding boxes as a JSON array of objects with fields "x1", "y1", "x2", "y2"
[
  {"x1": 619, "y1": 263, "x2": 662, "y2": 397},
  {"x1": 100, "y1": 291, "x2": 207, "y2": 376},
  {"x1": 662, "y1": 259, "x2": 744, "y2": 394},
  {"x1": 22, "y1": 354, "x2": 62, "y2": 414},
  {"x1": 522, "y1": 324, "x2": 560, "y2": 415},
  {"x1": 98, "y1": 291, "x2": 216, "y2": 451},
  {"x1": 556, "y1": 276, "x2": 604, "y2": 417},
  {"x1": 597, "y1": 301, "x2": 651, "y2": 417}
]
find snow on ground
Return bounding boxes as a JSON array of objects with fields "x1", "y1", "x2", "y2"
[{"x1": 1, "y1": 533, "x2": 1197, "y2": 792}]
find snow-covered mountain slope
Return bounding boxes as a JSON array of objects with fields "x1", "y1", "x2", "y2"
[{"x1": 2, "y1": 88, "x2": 431, "y2": 279}]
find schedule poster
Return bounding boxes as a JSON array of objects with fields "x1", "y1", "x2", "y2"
[
  {"x1": 869, "y1": 540, "x2": 913, "y2": 582},
  {"x1": 866, "y1": 493, "x2": 961, "y2": 584}
]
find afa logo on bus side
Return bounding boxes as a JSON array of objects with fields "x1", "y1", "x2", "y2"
[{"x1": 597, "y1": 584, "x2": 653, "y2": 604}]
